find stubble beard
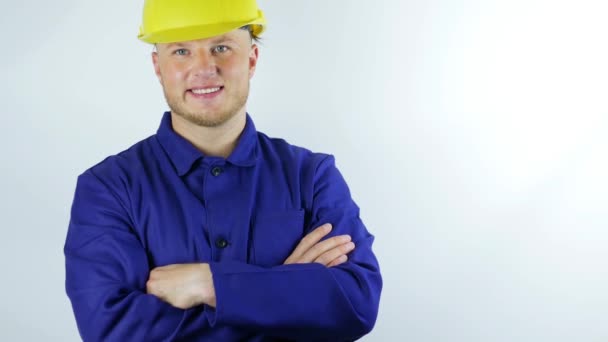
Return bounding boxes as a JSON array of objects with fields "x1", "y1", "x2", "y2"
[{"x1": 164, "y1": 84, "x2": 250, "y2": 128}]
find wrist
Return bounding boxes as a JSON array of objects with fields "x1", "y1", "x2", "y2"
[{"x1": 199, "y1": 263, "x2": 216, "y2": 307}]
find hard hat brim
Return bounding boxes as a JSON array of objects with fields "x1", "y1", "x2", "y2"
[{"x1": 138, "y1": 17, "x2": 266, "y2": 44}]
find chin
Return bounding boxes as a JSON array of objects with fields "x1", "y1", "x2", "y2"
[{"x1": 182, "y1": 111, "x2": 237, "y2": 128}]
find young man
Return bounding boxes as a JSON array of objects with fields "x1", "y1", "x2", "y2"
[{"x1": 64, "y1": 0, "x2": 382, "y2": 340}]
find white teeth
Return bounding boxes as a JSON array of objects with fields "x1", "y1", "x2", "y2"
[{"x1": 192, "y1": 87, "x2": 221, "y2": 94}]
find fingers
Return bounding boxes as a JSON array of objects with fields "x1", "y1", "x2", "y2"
[
  {"x1": 299, "y1": 235, "x2": 352, "y2": 263},
  {"x1": 284, "y1": 223, "x2": 332, "y2": 264},
  {"x1": 313, "y1": 241, "x2": 355, "y2": 266},
  {"x1": 327, "y1": 254, "x2": 348, "y2": 268},
  {"x1": 283, "y1": 223, "x2": 356, "y2": 267}
]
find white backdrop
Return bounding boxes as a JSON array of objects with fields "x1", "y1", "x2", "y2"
[{"x1": 1, "y1": 0, "x2": 607, "y2": 341}]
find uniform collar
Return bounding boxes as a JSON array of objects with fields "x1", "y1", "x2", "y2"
[{"x1": 156, "y1": 111, "x2": 259, "y2": 176}]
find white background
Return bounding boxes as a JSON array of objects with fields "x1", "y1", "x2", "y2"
[{"x1": 1, "y1": 0, "x2": 607, "y2": 341}]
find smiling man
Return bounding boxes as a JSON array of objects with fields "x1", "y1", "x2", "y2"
[{"x1": 64, "y1": 0, "x2": 382, "y2": 341}]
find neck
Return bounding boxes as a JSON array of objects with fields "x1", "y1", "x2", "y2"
[{"x1": 170, "y1": 112, "x2": 247, "y2": 159}]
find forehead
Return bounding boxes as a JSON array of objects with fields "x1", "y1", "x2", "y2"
[{"x1": 157, "y1": 29, "x2": 250, "y2": 49}]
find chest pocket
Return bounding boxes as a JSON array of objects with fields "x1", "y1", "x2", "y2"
[{"x1": 251, "y1": 209, "x2": 305, "y2": 267}]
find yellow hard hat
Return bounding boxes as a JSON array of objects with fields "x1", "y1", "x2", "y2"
[{"x1": 138, "y1": 0, "x2": 266, "y2": 44}]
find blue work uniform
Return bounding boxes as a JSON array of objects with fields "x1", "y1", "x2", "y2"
[{"x1": 64, "y1": 112, "x2": 382, "y2": 341}]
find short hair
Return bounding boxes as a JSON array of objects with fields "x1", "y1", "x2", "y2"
[{"x1": 240, "y1": 25, "x2": 261, "y2": 43}]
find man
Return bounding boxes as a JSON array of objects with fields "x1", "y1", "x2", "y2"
[{"x1": 64, "y1": 0, "x2": 382, "y2": 340}]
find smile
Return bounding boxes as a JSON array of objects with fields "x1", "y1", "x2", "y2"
[{"x1": 191, "y1": 87, "x2": 222, "y2": 94}]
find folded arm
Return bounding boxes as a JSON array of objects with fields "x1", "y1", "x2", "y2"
[
  {"x1": 64, "y1": 170, "x2": 210, "y2": 341},
  {"x1": 65, "y1": 156, "x2": 381, "y2": 341},
  {"x1": 151, "y1": 156, "x2": 382, "y2": 340}
]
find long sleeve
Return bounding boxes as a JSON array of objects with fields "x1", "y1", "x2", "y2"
[
  {"x1": 65, "y1": 114, "x2": 382, "y2": 341},
  {"x1": 64, "y1": 170, "x2": 212, "y2": 341},
  {"x1": 208, "y1": 155, "x2": 382, "y2": 340}
]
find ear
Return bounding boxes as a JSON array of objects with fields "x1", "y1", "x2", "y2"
[
  {"x1": 248, "y1": 44, "x2": 259, "y2": 79},
  {"x1": 152, "y1": 50, "x2": 162, "y2": 83}
]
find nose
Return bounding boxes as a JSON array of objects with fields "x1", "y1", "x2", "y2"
[{"x1": 191, "y1": 50, "x2": 218, "y2": 79}]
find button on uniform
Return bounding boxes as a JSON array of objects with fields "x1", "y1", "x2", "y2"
[
  {"x1": 215, "y1": 238, "x2": 228, "y2": 249},
  {"x1": 211, "y1": 166, "x2": 223, "y2": 176}
]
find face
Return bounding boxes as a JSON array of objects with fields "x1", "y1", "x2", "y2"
[{"x1": 152, "y1": 29, "x2": 258, "y2": 127}]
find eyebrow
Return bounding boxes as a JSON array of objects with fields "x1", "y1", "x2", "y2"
[
  {"x1": 164, "y1": 36, "x2": 237, "y2": 50},
  {"x1": 209, "y1": 36, "x2": 237, "y2": 45},
  {"x1": 165, "y1": 42, "x2": 188, "y2": 49}
]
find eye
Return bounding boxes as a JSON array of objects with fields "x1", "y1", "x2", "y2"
[
  {"x1": 173, "y1": 48, "x2": 189, "y2": 56},
  {"x1": 213, "y1": 45, "x2": 229, "y2": 54}
]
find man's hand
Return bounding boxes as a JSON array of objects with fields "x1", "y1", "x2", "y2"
[
  {"x1": 284, "y1": 223, "x2": 355, "y2": 267},
  {"x1": 146, "y1": 263, "x2": 216, "y2": 309},
  {"x1": 147, "y1": 224, "x2": 353, "y2": 309}
]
